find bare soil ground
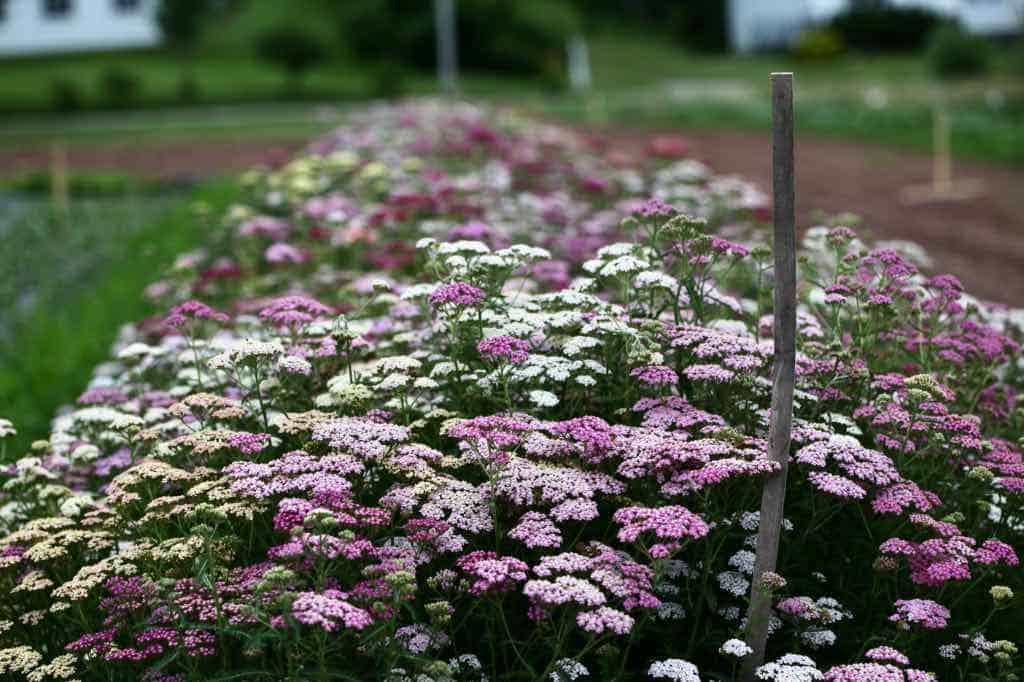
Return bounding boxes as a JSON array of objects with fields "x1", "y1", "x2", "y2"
[
  {"x1": 1, "y1": 129, "x2": 1021, "y2": 304},
  {"x1": 592, "y1": 128, "x2": 1024, "y2": 306},
  {"x1": 0, "y1": 140, "x2": 304, "y2": 182}
]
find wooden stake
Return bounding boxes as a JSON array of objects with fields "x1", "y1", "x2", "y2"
[
  {"x1": 50, "y1": 139, "x2": 69, "y2": 214},
  {"x1": 567, "y1": 34, "x2": 592, "y2": 93},
  {"x1": 740, "y1": 72, "x2": 797, "y2": 682},
  {"x1": 434, "y1": 0, "x2": 458, "y2": 96},
  {"x1": 900, "y1": 107, "x2": 984, "y2": 204}
]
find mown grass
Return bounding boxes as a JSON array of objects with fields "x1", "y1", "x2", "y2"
[
  {"x1": 0, "y1": 179, "x2": 240, "y2": 456},
  {"x1": 1, "y1": 30, "x2": 1022, "y2": 165}
]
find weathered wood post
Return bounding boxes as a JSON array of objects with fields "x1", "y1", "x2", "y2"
[
  {"x1": 740, "y1": 72, "x2": 797, "y2": 681},
  {"x1": 567, "y1": 34, "x2": 592, "y2": 94},
  {"x1": 900, "y1": 102, "x2": 983, "y2": 204},
  {"x1": 49, "y1": 139, "x2": 69, "y2": 215},
  {"x1": 434, "y1": 0, "x2": 458, "y2": 95}
]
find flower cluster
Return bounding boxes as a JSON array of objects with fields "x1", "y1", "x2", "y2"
[{"x1": 0, "y1": 101, "x2": 1019, "y2": 681}]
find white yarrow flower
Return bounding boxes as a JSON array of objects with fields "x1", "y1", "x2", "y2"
[{"x1": 528, "y1": 390, "x2": 559, "y2": 408}]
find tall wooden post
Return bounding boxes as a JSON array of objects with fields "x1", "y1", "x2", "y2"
[
  {"x1": 567, "y1": 34, "x2": 592, "y2": 93},
  {"x1": 900, "y1": 105, "x2": 984, "y2": 204},
  {"x1": 50, "y1": 139, "x2": 70, "y2": 216},
  {"x1": 740, "y1": 72, "x2": 797, "y2": 681},
  {"x1": 434, "y1": 0, "x2": 458, "y2": 95}
]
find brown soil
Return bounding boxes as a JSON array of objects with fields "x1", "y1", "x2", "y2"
[
  {"x1": 2, "y1": 130, "x2": 1021, "y2": 304},
  {"x1": 593, "y1": 128, "x2": 1024, "y2": 306},
  {"x1": 0, "y1": 140, "x2": 304, "y2": 181}
]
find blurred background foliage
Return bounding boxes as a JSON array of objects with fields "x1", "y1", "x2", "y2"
[{"x1": 0, "y1": 0, "x2": 1022, "y2": 451}]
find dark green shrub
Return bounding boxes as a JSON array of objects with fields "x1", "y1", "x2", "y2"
[
  {"x1": 336, "y1": 0, "x2": 580, "y2": 78},
  {"x1": 664, "y1": 0, "x2": 729, "y2": 53},
  {"x1": 791, "y1": 28, "x2": 846, "y2": 62},
  {"x1": 176, "y1": 73, "x2": 201, "y2": 104},
  {"x1": 50, "y1": 78, "x2": 83, "y2": 113},
  {"x1": 255, "y1": 27, "x2": 328, "y2": 92},
  {"x1": 830, "y1": 5, "x2": 944, "y2": 51},
  {"x1": 369, "y1": 61, "x2": 409, "y2": 100},
  {"x1": 98, "y1": 68, "x2": 141, "y2": 109},
  {"x1": 927, "y1": 25, "x2": 991, "y2": 78},
  {"x1": 157, "y1": 0, "x2": 210, "y2": 54}
]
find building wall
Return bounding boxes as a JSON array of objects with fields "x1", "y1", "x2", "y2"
[{"x1": 0, "y1": 0, "x2": 160, "y2": 57}]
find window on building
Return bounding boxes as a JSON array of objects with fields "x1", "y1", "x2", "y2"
[
  {"x1": 43, "y1": 0, "x2": 73, "y2": 18},
  {"x1": 114, "y1": 0, "x2": 140, "y2": 11}
]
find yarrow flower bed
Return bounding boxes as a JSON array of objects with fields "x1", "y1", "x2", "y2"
[{"x1": 0, "y1": 101, "x2": 1021, "y2": 681}]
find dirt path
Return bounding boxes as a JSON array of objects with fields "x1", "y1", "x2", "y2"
[
  {"x1": 0, "y1": 140, "x2": 305, "y2": 181},
  {"x1": 1, "y1": 129, "x2": 1021, "y2": 304},
  {"x1": 595, "y1": 128, "x2": 1024, "y2": 305}
]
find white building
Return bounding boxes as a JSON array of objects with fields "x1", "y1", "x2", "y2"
[
  {"x1": 729, "y1": 0, "x2": 1022, "y2": 52},
  {"x1": 0, "y1": 0, "x2": 160, "y2": 57}
]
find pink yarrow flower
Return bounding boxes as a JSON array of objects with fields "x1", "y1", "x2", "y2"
[
  {"x1": 477, "y1": 335, "x2": 530, "y2": 364},
  {"x1": 429, "y1": 281, "x2": 487, "y2": 307},
  {"x1": 164, "y1": 300, "x2": 230, "y2": 329},
  {"x1": 630, "y1": 365, "x2": 679, "y2": 387},
  {"x1": 888, "y1": 599, "x2": 950, "y2": 630}
]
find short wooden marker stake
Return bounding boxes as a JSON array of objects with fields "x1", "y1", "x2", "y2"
[
  {"x1": 900, "y1": 107, "x2": 984, "y2": 204},
  {"x1": 740, "y1": 72, "x2": 797, "y2": 682},
  {"x1": 50, "y1": 139, "x2": 70, "y2": 215}
]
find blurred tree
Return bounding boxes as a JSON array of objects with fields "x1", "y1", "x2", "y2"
[
  {"x1": 666, "y1": 0, "x2": 728, "y2": 52},
  {"x1": 830, "y1": 3, "x2": 945, "y2": 51},
  {"x1": 157, "y1": 0, "x2": 211, "y2": 102},
  {"x1": 256, "y1": 27, "x2": 328, "y2": 95},
  {"x1": 334, "y1": 0, "x2": 579, "y2": 79},
  {"x1": 157, "y1": 0, "x2": 210, "y2": 54},
  {"x1": 927, "y1": 24, "x2": 991, "y2": 78},
  {"x1": 566, "y1": 0, "x2": 727, "y2": 52}
]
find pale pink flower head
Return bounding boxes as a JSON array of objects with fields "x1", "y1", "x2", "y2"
[
  {"x1": 238, "y1": 215, "x2": 290, "y2": 241},
  {"x1": 888, "y1": 599, "x2": 950, "y2": 630},
  {"x1": 265, "y1": 242, "x2": 309, "y2": 265},
  {"x1": 164, "y1": 299, "x2": 230, "y2": 330},
  {"x1": 429, "y1": 281, "x2": 487, "y2": 308},
  {"x1": 630, "y1": 365, "x2": 679, "y2": 387},
  {"x1": 259, "y1": 295, "x2": 333, "y2": 328},
  {"x1": 477, "y1": 335, "x2": 530, "y2": 364}
]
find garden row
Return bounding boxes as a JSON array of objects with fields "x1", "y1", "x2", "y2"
[{"x1": 0, "y1": 101, "x2": 1021, "y2": 681}]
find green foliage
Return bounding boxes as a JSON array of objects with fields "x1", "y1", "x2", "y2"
[
  {"x1": 831, "y1": 4, "x2": 945, "y2": 51},
  {"x1": 49, "y1": 78, "x2": 83, "y2": 113},
  {"x1": 791, "y1": 28, "x2": 847, "y2": 62},
  {"x1": 927, "y1": 25, "x2": 992, "y2": 79},
  {"x1": 98, "y1": 68, "x2": 141, "y2": 110},
  {"x1": 336, "y1": 0, "x2": 581, "y2": 78},
  {"x1": 177, "y1": 72, "x2": 202, "y2": 104},
  {"x1": 255, "y1": 27, "x2": 328, "y2": 88},
  {"x1": 0, "y1": 172, "x2": 170, "y2": 197},
  {"x1": 664, "y1": 0, "x2": 729, "y2": 53},
  {"x1": 156, "y1": 0, "x2": 211, "y2": 54},
  {"x1": 0, "y1": 180, "x2": 240, "y2": 456}
]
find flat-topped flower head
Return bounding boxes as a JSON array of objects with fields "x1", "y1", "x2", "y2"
[
  {"x1": 259, "y1": 295, "x2": 333, "y2": 328},
  {"x1": 455, "y1": 551, "x2": 528, "y2": 595},
  {"x1": 631, "y1": 365, "x2": 679, "y2": 387},
  {"x1": 647, "y1": 658, "x2": 700, "y2": 681},
  {"x1": 429, "y1": 281, "x2": 487, "y2": 307},
  {"x1": 477, "y1": 335, "x2": 530, "y2": 364},
  {"x1": 864, "y1": 647, "x2": 910, "y2": 666},
  {"x1": 889, "y1": 599, "x2": 950, "y2": 630},
  {"x1": 164, "y1": 300, "x2": 230, "y2": 330}
]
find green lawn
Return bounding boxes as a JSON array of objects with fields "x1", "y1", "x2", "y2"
[{"x1": 0, "y1": 180, "x2": 240, "y2": 456}]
